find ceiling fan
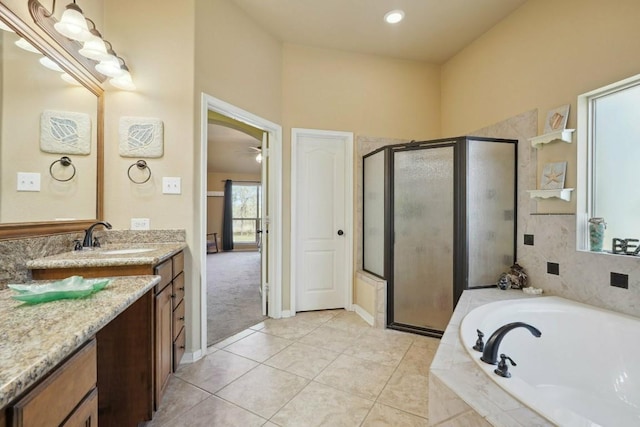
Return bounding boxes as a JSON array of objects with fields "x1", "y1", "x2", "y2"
[{"x1": 239, "y1": 145, "x2": 262, "y2": 163}]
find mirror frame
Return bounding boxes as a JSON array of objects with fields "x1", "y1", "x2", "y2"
[{"x1": 0, "y1": 2, "x2": 103, "y2": 239}]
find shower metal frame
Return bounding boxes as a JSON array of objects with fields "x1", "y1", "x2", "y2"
[{"x1": 363, "y1": 136, "x2": 518, "y2": 338}]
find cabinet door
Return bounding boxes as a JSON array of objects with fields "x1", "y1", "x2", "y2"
[
  {"x1": 61, "y1": 388, "x2": 98, "y2": 427},
  {"x1": 154, "y1": 284, "x2": 173, "y2": 410}
]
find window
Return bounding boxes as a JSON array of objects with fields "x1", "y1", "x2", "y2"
[
  {"x1": 232, "y1": 183, "x2": 261, "y2": 245},
  {"x1": 577, "y1": 74, "x2": 640, "y2": 252}
]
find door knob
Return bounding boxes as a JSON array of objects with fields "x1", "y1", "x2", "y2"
[{"x1": 337, "y1": 230, "x2": 344, "y2": 236}]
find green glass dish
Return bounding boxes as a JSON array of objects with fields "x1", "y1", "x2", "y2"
[{"x1": 9, "y1": 276, "x2": 111, "y2": 304}]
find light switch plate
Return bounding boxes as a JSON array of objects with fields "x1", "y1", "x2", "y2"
[
  {"x1": 131, "y1": 218, "x2": 150, "y2": 230},
  {"x1": 162, "y1": 177, "x2": 181, "y2": 194},
  {"x1": 17, "y1": 172, "x2": 41, "y2": 192}
]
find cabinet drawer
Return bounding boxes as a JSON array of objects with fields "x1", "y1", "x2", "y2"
[
  {"x1": 173, "y1": 300, "x2": 185, "y2": 340},
  {"x1": 172, "y1": 272, "x2": 185, "y2": 309},
  {"x1": 61, "y1": 388, "x2": 97, "y2": 427},
  {"x1": 12, "y1": 339, "x2": 97, "y2": 427},
  {"x1": 173, "y1": 327, "x2": 186, "y2": 373},
  {"x1": 172, "y1": 251, "x2": 184, "y2": 277},
  {"x1": 154, "y1": 259, "x2": 172, "y2": 293}
]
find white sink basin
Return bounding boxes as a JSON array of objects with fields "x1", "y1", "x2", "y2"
[{"x1": 100, "y1": 248, "x2": 155, "y2": 255}]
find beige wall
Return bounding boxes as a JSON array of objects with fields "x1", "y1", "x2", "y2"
[
  {"x1": 282, "y1": 44, "x2": 442, "y2": 310},
  {"x1": 442, "y1": 0, "x2": 640, "y2": 314},
  {"x1": 441, "y1": 0, "x2": 640, "y2": 213},
  {"x1": 102, "y1": 0, "x2": 197, "y2": 349}
]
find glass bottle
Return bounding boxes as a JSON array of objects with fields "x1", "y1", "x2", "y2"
[{"x1": 588, "y1": 217, "x2": 606, "y2": 252}]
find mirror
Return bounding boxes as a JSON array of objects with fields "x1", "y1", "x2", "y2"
[
  {"x1": 577, "y1": 73, "x2": 640, "y2": 254},
  {"x1": 0, "y1": 3, "x2": 103, "y2": 238}
]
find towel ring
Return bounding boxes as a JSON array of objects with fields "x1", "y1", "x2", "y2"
[
  {"x1": 49, "y1": 156, "x2": 76, "y2": 182},
  {"x1": 127, "y1": 160, "x2": 152, "y2": 184}
]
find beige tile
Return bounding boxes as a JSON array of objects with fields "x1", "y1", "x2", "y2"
[
  {"x1": 396, "y1": 344, "x2": 437, "y2": 376},
  {"x1": 175, "y1": 349, "x2": 258, "y2": 393},
  {"x1": 435, "y1": 410, "x2": 491, "y2": 427},
  {"x1": 265, "y1": 342, "x2": 339, "y2": 379},
  {"x1": 294, "y1": 309, "x2": 343, "y2": 324},
  {"x1": 411, "y1": 334, "x2": 442, "y2": 350},
  {"x1": 299, "y1": 324, "x2": 365, "y2": 353},
  {"x1": 361, "y1": 403, "x2": 429, "y2": 427},
  {"x1": 343, "y1": 328, "x2": 413, "y2": 367},
  {"x1": 378, "y1": 371, "x2": 429, "y2": 418},
  {"x1": 271, "y1": 381, "x2": 373, "y2": 427},
  {"x1": 169, "y1": 396, "x2": 266, "y2": 427},
  {"x1": 325, "y1": 310, "x2": 371, "y2": 333},
  {"x1": 315, "y1": 354, "x2": 395, "y2": 400},
  {"x1": 215, "y1": 364, "x2": 308, "y2": 419},
  {"x1": 213, "y1": 328, "x2": 256, "y2": 348},
  {"x1": 224, "y1": 331, "x2": 293, "y2": 362},
  {"x1": 206, "y1": 345, "x2": 219, "y2": 355},
  {"x1": 259, "y1": 317, "x2": 319, "y2": 340},
  {"x1": 146, "y1": 376, "x2": 210, "y2": 426},
  {"x1": 250, "y1": 321, "x2": 266, "y2": 330}
]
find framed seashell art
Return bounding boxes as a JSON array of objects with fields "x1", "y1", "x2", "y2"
[
  {"x1": 543, "y1": 104, "x2": 570, "y2": 134},
  {"x1": 40, "y1": 110, "x2": 92, "y2": 155},
  {"x1": 118, "y1": 116, "x2": 164, "y2": 158}
]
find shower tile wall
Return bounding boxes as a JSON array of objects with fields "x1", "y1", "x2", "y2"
[{"x1": 472, "y1": 110, "x2": 640, "y2": 318}]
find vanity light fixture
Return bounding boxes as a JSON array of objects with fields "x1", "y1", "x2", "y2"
[
  {"x1": 384, "y1": 9, "x2": 405, "y2": 24},
  {"x1": 35, "y1": 0, "x2": 135, "y2": 90},
  {"x1": 15, "y1": 37, "x2": 41, "y2": 53},
  {"x1": 109, "y1": 63, "x2": 136, "y2": 91},
  {"x1": 39, "y1": 56, "x2": 64, "y2": 72},
  {"x1": 53, "y1": 1, "x2": 92, "y2": 41}
]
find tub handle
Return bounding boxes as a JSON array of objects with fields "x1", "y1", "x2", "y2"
[
  {"x1": 473, "y1": 329, "x2": 485, "y2": 352},
  {"x1": 495, "y1": 354, "x2": 517, "y2": 378}
]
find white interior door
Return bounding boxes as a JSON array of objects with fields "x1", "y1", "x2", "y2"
[{"x1": 292, "y1": 129, "x2": 353, "y2": 312}]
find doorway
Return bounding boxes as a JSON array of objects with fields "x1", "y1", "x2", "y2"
[
  {"x1": 199, "y1": 94, "x2": 283, "y2": 356},
  {"x1": 206, "y1": 124, "x2": 266, "y2": 345}
]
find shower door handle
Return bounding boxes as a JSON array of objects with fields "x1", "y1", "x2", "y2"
[{"x1": 337, "y1": 230, "x2": 344, "y2": 236}]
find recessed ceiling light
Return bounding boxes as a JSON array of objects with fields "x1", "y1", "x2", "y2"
[{"x1": 384, "y1": 9, "x2": 405, "y2": 24}]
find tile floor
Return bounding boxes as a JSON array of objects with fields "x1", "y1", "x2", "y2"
[{"x1": 147, "y1": 310, "x2": 440, "y2": 426}]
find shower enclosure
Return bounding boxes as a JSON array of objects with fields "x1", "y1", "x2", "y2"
[{"x1": 363, "y1": 137, "x2": 517, "y2": 337}]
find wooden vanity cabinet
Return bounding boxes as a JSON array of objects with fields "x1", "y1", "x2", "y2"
[
  {"x1": 30, "y1": 250, "x2": 186, "y2": 418},
  {"x1": 8, "y1": 339, "x2": 97, "y2": 427}
]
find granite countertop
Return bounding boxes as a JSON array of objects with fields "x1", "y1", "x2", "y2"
[
  {"x1": 26, "y1": 242, "x2": 187, "y2": 269},
  {"x1": 0, "y1": 275, "x2": 160, "y2": 408}
]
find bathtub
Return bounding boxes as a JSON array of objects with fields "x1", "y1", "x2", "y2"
[{"x1": 460, "y1": 296, "x2": 640, "y2": 426}]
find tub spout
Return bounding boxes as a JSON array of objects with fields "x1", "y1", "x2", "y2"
[{"x1": 481, "y1": 322, "x2": 541, "y2": 365}]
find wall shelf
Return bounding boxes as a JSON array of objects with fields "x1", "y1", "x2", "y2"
[
  {"x1": 527, "y1": 188, "x2": 574, "y2": 202},
  {"x1": 529, "y1": 129, "x2": 575, "y2": 148}
]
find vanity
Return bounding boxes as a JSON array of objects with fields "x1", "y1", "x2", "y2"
[
  {"x1": 27, "y1": 243, "x2": 187, "y2": 414},
  {"x1": 0, "y1": 275, "x2": 160, "y2": 426}
]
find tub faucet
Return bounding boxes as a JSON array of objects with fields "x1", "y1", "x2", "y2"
[
  {"x1": 481, "y1": 322, "x2": 541, "y2": 365},
  {"x1": 82, "y1": 221, "x2": 112, "y2": 248}
]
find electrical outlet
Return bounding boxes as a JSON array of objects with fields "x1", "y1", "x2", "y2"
[
  {"x1": 162, "y1": 177, "x2": 181, "y2": 194},
  {"x1": 17, "y1": 172, "x2": 41, "y2": 192},
  {"x1": 131, "y1": 218, "x2": 150, "y2": 230}
]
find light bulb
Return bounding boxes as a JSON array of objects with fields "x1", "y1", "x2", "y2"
[
  {"x1": 39, "y1": 56, "x2": 64, "y2": 72},
  {"x1": 95, "y1": 55, "x2": 124, "y2": 77},
  {"x1": 79, "y1": 35, "x2": 111, "y2": 61},
  {"x1": 384, "y1": 10, "x2": 405, "y2": 24},
  {"x1": 110, "y1": 70, "x2": 136, "y2": 90},
  {"x1": 255, "y1": 153, "x2": 262, "y2": 163}
]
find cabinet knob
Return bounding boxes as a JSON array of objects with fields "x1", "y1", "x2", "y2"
[
  {"x1": 179, "y1": 287, "x2": 185, "y2": 291},
  {"x1": 179, "y1": 316, "x2": 185, "y2": 321},
  {"x1": 180, "y1": 345, "x2": 185, "y2": 349},
  {"x1": 171, "y1": 294, "x2": 176, "y2": 298}
]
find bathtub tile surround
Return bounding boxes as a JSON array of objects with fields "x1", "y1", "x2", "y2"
[
  {"x1": 429, "y1": 289, "x2": 552, "y2": 426},
  {"x1": 0, "y1": 229, "x2": 186, "y2": 289},
  {"x1": 473, "y1": 111, "x2": 640, "y2": 318}
]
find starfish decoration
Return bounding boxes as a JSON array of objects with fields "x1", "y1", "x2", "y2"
[{"x1": 543, "y1": 164, "x2": 565, "y2": 188}]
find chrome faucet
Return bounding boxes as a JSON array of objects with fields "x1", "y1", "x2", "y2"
[
  {"x1": 82, "y1": 221, "x2": 112, "y2": 248},
  {"x1": 481, "y1": 322, "x2": 541, "y2": 365}
]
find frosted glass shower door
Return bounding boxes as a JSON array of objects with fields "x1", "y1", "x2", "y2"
[{"x1": 392, "y1": 145, "x2": 454, "y2": 332}]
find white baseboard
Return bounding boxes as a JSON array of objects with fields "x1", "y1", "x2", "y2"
[
  {"x1": 353, "y1": 304, "x2": 375, "y2": 326},
  {"x1": 181, "y1": 349, "x2": 204, "y2": 365},
  {"x1": 280, "y1": 310, "x2": 293, "y2": 318}
]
